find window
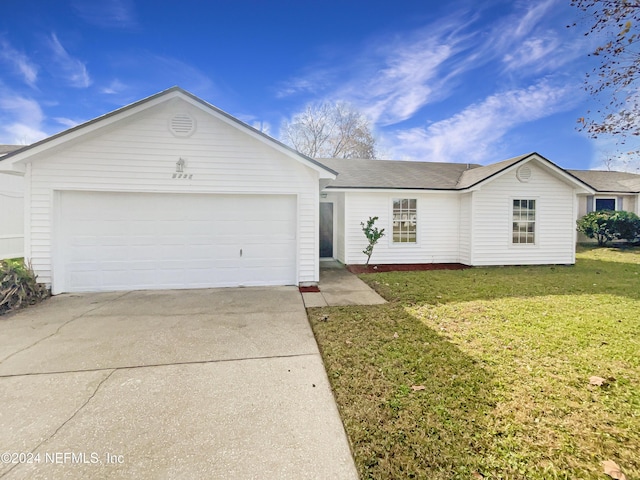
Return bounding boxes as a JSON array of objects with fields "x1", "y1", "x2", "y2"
[
  {"x1": 512, "y1": 199, "x2": 535, "y2": 244},
  {"x1": 393, "y1": 198, "x2": 417, "y2": 243},
  {"x1": 595, "y1": 198, "x2": 616, "y2": 211}
]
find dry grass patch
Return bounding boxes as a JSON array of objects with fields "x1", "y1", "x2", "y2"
[{"x1": 309, "y1": 247, "x2": 640, "y2": 479}]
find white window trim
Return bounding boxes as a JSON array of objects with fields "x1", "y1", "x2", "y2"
[
  {"x1": 389, "y1": 197, "x2": 419, "y2": 246},
  {"x1": 510, "y1": 197, "x2": 539, "y2": 247},
  {"x1": 594, "y1": 196, "x2": 617, "y2": 211}
]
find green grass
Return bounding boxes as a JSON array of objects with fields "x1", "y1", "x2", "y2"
[{"x1": 309, "y1": 246, "x2": 640, "y2": 479}]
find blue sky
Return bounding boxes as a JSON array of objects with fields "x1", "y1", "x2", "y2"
[{"x1": 0, "y1": 0, "x2": 621, "y2": 169}]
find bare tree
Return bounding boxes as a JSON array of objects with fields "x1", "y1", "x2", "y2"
[
  {"x1": 280, "y1": 101, "x2": 376, "y2": 159},
  {"x1": 571, "y1": 0, "x2": 640, "y2": 139}
]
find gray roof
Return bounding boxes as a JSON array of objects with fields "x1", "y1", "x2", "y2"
[
  {"x1": 456, "y1": 154, "x2": 530, "y2": 189},
  {"x1": 568, "y1": 169, "x2": 640, "y2": 193},
  {"x1": 0, "y1": 145, "x2": 24, "y2": 156},
  {"x1": 318, "y1": 158, "x2": 482, "y2": 190},
  {"x1": 319, "y1": 155, "x2": 542, "y2": 191}
]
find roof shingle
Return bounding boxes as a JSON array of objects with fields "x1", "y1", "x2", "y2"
[
  {"x1": 319, "y1": 158, "x2": 482, "y2": 190},
  {"x1": 568, "y1": 169, "x2": 640, "y2": 193}
]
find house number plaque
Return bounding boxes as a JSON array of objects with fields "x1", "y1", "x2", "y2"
[{"x1": 172, "y1": 157, "x2": 193, "y2": 179}]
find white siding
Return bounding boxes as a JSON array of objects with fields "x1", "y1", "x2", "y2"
[
  {"x1": 471, "y1": 163, "x2": 576, "y2": 265},
  {"x1": 0, "y1": 173, "x2": 24, "y2": 259},
  {"x1": 343, "y1": 191, "x2": 460, "y2": 265},
  {"x1": 26, "y1": 98, "x2": 320, "y2": 286},
  {"x1": 458, "y1": 192, "x2": 472, "y2": 265}
]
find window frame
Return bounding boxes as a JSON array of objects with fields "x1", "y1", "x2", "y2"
[
  {"x1": 391, "y1": 198, "x2": 418, "y2": 245},
  {"x1": 511, "y1": 198, "x2": 537, "y2": 246},
  {"x1": 595, "y1": 197, "x2": 617, "y2": 211}
]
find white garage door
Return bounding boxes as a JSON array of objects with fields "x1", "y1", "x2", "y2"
[{"x1": 55, "y1": 191, "x2": 297, "y2": 293}]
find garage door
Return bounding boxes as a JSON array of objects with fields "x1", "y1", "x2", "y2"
[{"x1": 55, "y1": 191, "x2": 297, "y2": 293}]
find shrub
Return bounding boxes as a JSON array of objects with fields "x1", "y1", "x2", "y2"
[
  {"x1": 0, "y1": 259, "x2": 50, "y2": 316},
  {"x1": 577, "y1": 210, "x2": 640, "y2": 246}
]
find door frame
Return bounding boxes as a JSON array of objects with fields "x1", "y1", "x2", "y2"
[{"x1": 319, "y1": 200, "x2": 336, "y2": 259}]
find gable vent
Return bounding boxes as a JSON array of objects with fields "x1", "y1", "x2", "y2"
[
  {"x1": 169, "y1": 113, "x2": 196, "y2": 137},
  {"x1": 516, "y1": 165, "x2": 532, "y2": 183}
]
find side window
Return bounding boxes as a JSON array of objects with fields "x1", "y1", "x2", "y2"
[
  {"x1": 595, "y1": 198, "x2": 616, "y2": 211},
  {"x1": 392, "y1": 199, "x2": 417, "y2": 243},
  {"x1": 512, "y1": 199, "x2": 535, "y2": 244}
]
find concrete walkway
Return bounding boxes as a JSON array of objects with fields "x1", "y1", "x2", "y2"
[
  {"x1": 0, "y1": 287, "x2": 358, "y2": 480},
  {"x1": 301, "y1": 260, "x2": 387, "y2": 307}
]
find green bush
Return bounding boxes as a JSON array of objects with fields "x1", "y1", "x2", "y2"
[
  {"x1": 0, "y1": 259, "x2": 50, "y2": 316},
  {"x1": 577, "y1": 210, "x2": 640, "y2": 246}
]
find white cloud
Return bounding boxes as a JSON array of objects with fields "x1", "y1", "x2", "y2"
[
  {"x1": 276, "y1": 73, "x2": 332, "y2": 98},
  {"x1": 353, "y1": 41, "x2": 459, "y2": 125},
  {"x1": 0, "y1": 94, "x2": 48, "y2": 144},
  {"x1": 71, "y1": 0, "x2": 137, "y2": 28},
  {"x1": 0, "y1": 40, "x2": 39, "y2": 87},
  {"x1": 48, "y1": 33, "x2": 91, "y2": 88},
  {"x1": 276, "y1": 2, "x2": 573, "y2": 127},
  {"x1": 389, "y1": 81, "x2": 581, "y2": 163},
  {"x1": 53, "y1": 117, "x2": 80, "y2": 129},
  {"x1": 511, "y1": 0, "x2": 558, "y2": 39},
  {"x1": 101, "y1": 78, "x2": 128, "y2": 95},
  {"x1": 503, "y1": 36, "x2": 561, "y2": 72}
]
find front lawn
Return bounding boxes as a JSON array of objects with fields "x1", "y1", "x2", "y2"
[{"x1": 309, "y1": 247, "x2": 640, "y2": 479}]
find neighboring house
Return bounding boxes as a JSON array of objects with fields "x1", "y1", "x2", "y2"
[
  {"x1": 0, "y1": 87, "x2": 634, "y2": 294},
  {"x1": 0, "y1": 145, "x2": 25, "y2": 260}
]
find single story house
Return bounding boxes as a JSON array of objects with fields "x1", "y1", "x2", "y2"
[{"x1": 0, "y1": 87, "x2": 637, "y2": 294}]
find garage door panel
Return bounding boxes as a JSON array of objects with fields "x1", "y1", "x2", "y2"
[{"x1": 57, "y1": 192, "x2": 297, "y2": 292}]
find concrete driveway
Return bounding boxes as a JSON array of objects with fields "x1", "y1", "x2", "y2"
[{"x1": 0, "y1": 287, "x2": 358, "y2": 479}]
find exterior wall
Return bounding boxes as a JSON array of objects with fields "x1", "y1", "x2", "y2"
[
  {"x1": 471, "y1": 163, "x2": 576, "y2": 265},
  {"x1": 458, "y1": 192, "x2": 472, "y2": 265},
  {"x1": 342, "y1": 191, "x2": 460, "y2": 265},
  {"x1": 25, "y1": 97, "x2": 320, "y2": 286},
  {"x1": 0, "y1": 173, "x2": 24, "y2": 259},
  {"x1": 577, "y1": 194, "x2": 639, "y2": 217}
]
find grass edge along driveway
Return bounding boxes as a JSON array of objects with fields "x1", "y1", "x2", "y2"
[{"x1": 309, "y1": 246, "x2": 640, "y2": 480}]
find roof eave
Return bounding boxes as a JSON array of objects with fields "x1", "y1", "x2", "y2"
[
  {"x1": 323, "y1": 186, "x2": 460, "y2": 193},
  {"x1": 465, "y1": 152, "x2": 595, "y2": 194}
]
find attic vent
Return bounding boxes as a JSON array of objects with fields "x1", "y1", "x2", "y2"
[
  {"x1": 169, "y1": 113, "x2": 196, "y2": 137},
  {"x1": 516, "y1": 165, "x2": 532, "y2": 183}
]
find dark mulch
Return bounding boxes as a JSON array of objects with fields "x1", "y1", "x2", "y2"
[
  {"x1": 346, "y1": 263, "x2": 470, "y2": 274},
  {"x1": 299, "y1": 285, "x2": 321, "y2": 293}
]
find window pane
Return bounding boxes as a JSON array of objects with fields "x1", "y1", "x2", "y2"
[
  {"x1": 595, "y1": 198, "x2": 615, "y2": 211},
  {"x1": 393, "y1": 198, "x2": 417, "y2": 243},
  {"x1": 512, "y1": 199, "x2": 535, "y2": 244}
]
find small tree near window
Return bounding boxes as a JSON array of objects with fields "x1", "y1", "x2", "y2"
[
  {"x1": 361, "y1": 216, "x2": 385, "y2": 266},
  {"x1": 577, "y1": 210, "x2": 640, "y2": 246}
]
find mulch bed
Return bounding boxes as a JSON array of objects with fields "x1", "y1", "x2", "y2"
[
  {"x1": 299, "y1": 285, "x2": 321, "y2": 293},
  {"x1": 346, "y1": 263, "x2": 470, "y2": 274}
]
